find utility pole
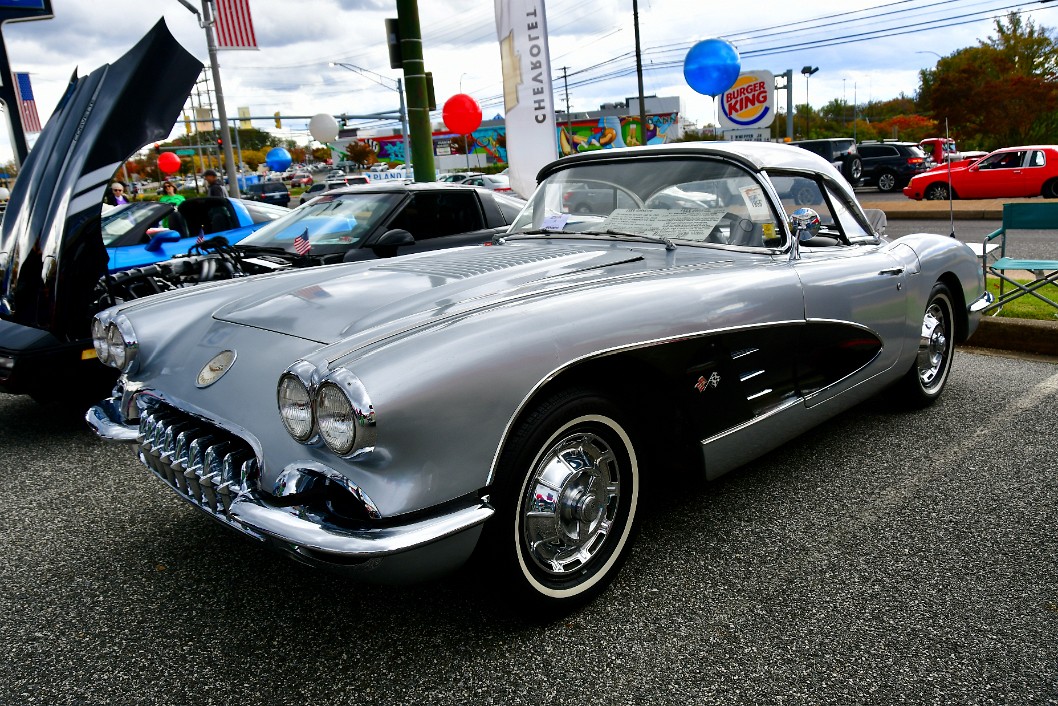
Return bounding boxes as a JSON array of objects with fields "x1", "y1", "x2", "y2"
[
  {"x1": 396, "y1": 0, "x2": 436, "y2": 181},
  {"x1": 561, "y1": 66, "x2": 573, "y2": 135},
  {"x1": 632, "y1": 0, "x2": 647, "y2": 145}
]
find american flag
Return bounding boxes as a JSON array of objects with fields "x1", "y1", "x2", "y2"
[
  {"x1": 196, "y1": 229, "x2": 206, "y2": 245},
  {"x1": 214, "y1": 0, "x2": 258, "y2": 50},
  {"x1": 13, "y1": 72, "x2": 41, "y2": 133},
  {"x1": 293, "y1": 230, "x2": 311, "y2": 256}
]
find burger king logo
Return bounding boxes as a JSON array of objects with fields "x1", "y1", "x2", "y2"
[{"x1": 720, "y1": 71, "x2": 775, "y2": 128}]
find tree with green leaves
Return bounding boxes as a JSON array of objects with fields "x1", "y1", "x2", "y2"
[{"x1": 918, "y1": 12, "x2": 1058, "y2": 149}]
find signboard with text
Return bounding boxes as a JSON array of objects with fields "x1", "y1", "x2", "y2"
[{"x1": 719, "y1": 70, "x2": 774, "y2": 130}]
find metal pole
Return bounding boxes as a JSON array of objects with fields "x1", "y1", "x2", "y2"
[
  {"x1": 396, "y1": 0, "x2": 436, "y2": 181},
  {"x1": 786, "y1": 69, "x2": 794, "y2": 141},
  {"x1": 200, "y1": 0, "x2": 240, "y2": 196},
  {"x1": 632, "y1": 0, "x2": 647, "y2": 145},
  {"x1": 397, "y1": 77, "x2": 410, "y2": 173}
]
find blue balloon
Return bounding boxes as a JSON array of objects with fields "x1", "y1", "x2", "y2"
[
  {"x1": 266, "y1": 147, "x2": 292, "y2": 172},
  {"x1": 683, "y1": 39, "x2": 741, "y2": 97}
]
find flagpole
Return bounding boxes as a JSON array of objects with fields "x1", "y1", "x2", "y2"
[{"x1": 200, "y1": 0, "x2": 240, "y2": 196}]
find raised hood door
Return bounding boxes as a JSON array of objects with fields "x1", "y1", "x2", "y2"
[{"x1": 0, "y1": 20, "x2": 202, "y2": 339}]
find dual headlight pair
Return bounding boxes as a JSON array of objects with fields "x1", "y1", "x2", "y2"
[
  {"x1": 92, "y1": 315, "x2": 138, "y2": 372},
  {"x1": 277, "y1": 363, "x2": 376, "y2": 458}
]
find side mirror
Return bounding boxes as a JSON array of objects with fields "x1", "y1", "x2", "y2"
[
  {"x1": 144, "y1": 229, "x2": 182, "y2": 252},
  {"x1": 788, "y1": 207, "x2": 821, "y2": 262},
  {"x1": 370, "y1": 228, "x2": 415, "y2": 256}
]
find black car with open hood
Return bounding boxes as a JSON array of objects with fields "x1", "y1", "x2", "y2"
[{"x1": 0, "y1": 20, "x2": 201, "y2": 401}]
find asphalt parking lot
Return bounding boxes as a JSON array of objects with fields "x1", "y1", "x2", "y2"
[{"x1": 1, "y1": 349, "x2": 1056, "y2": 705}]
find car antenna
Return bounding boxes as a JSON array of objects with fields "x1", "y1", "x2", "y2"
[{"x1": 944, "y1": 118, "x2": 955, "y2": 238}]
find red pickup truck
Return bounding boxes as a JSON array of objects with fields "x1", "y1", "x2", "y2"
[{"x1": 918, "y1": 138, "x2": 987, "y2": 165}]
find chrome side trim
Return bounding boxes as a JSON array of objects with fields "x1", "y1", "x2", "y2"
[
  {"x1": 228, "y1": 495, "x2": 494, "y2": 558},
  {"x1": 700, "y1": 396, "x2": 803, "y2": 446},
  {"x1": 487, "y1": 318, "x2": 807, "y2": 485}
]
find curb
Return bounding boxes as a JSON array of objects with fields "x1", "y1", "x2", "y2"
[
  {"x1": 858, "y1": 197, "x2": 1043, "y2": 221},
  {"x1": 964, "y1": 316, "x2": 1058, "y2": 357}
]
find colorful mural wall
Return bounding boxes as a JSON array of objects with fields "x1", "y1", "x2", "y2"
[{"x1": 349, "y1": 111, "x2": 680, "y2": 166}]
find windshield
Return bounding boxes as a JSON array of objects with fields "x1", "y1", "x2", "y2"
[
  {"x1": 509, "y1": 156, "x2": 785, "y2": 249},
  {"x1": 101, "y1": 202, "x2": 171, "y2": 246},
  {"x1": 239, "y1": 191, "x2": 402, "y2": 249}
]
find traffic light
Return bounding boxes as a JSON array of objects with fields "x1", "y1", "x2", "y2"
[
  {"x1": 274, "y1": 111, "x2": 281, "y2": 129},
  {"x1": 385, "y1": 18, "x2": 402, "y2": 69}
]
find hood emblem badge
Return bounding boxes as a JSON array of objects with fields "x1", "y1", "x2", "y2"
[{"x1": 196, "y1": 350, "x2": 237, "y2": 388}]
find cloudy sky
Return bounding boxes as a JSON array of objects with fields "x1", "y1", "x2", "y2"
[{"x1": 2, "y1": 0, "x2": 1056, "y2": 163}]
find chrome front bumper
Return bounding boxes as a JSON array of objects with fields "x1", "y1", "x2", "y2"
[{"x1": 87, "y1": 397, "x2": 494, "y2": 570}]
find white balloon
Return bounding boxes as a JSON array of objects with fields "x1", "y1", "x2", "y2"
[{"x1": 309, "y1": 113, "x2": 340, "y2": 143}]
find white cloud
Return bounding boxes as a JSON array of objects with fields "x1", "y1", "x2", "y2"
[{"x1": 2, "y1": 0, "x2": 1055, "y2": 164}]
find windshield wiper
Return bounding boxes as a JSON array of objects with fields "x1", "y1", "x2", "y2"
[
  {"x1": 581, "y1": 229, "x2": 677, "y2": 251},
  {"x1": 505, "y1": 228, "x2": 570, "y2": 236}
]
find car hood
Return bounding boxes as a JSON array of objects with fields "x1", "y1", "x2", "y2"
[
  {"x1": 0, "y1": 20, "x2": 201, "y2": 338},
  {"x1": 203, "y1": 242, "x2": 721, "y2": 346}
]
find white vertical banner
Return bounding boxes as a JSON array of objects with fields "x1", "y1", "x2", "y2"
[{"x1": 495, "y1": 0, "x2": 558, "y2": 199}]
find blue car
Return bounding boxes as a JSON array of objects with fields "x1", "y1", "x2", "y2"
[{"x1": 103, "y1": 197, "x2": 287, "y2": 272}]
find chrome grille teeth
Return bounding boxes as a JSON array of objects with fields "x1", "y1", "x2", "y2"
[
  {"x1": 135, "y1": 403, "x2": 260, "y2": 523},
  {"x1": 159, "y1": 421, "x2": 194, "y2": 463}
]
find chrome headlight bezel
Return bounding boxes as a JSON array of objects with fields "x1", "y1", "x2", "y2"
[
  {"x1": 91, "y1": 316, "x2": 110, "y2": 365},
  {"x1": 315, "y1": 369, "x2": 377, "y2": 458},
  {"x1": 277, "y1": 371, "x2": 315, "y2": 443},
  {"x1": 93, "y1": 314, "x2": 138, "y2": 372},
  {"x1": 275, "y1": 363, "x2": 376, "y2": 458}
]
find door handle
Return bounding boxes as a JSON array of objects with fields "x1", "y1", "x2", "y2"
[{"x1": 878, "y1": 267, "x2": 904, "y2": 276}]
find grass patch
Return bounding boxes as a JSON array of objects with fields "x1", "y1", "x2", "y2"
[{"x1": 986, "y1": 277, "x2": 1058, "y2": 320}]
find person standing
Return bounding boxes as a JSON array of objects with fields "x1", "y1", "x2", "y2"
[
  {"x1": 104, "y1": 182, "x2": 130, "y2": 205},
  {"x1": 158, "y1": 181, "x2": 185, "y2": 207},
  {"x1": 202, "y1": 169, "x2": 226, "y2": 198}
]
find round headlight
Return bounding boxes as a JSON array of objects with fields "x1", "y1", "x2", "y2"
[
  {"x1": 277, "y1": 374, "x2": 314, "y2": 442},
  {"x1": 92, "y1": 318, "x2": 110, "y2": 365},
  {"x1": 316, "y1": 382, "x2": 356, "y2": 455},
  {"x1": 106, "y1": 322, "x2": 126, "y2": 370}
]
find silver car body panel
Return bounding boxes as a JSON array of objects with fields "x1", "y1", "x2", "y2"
[{"x1": 91, "y1": 142, "x2": 986, "y2": 577}]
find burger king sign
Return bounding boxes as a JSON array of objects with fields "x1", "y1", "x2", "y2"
[{"x1": 719, "y1": 71, "x2": 775, "y2": 130}]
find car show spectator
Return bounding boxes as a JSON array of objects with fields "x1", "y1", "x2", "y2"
[
  {"x1": 158, "y1": 181, "x2": 185, "y2": 207},
  {"x1": 104, "y1": 181, "x2": 130, "y2": 205},
  {"x1": 202, "y1": 169, "x2": 225, "y2": 197}
]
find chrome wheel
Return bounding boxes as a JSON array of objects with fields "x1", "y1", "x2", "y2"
[
  {"x1": 519, "y1": 427, "x2": 622, "y2": 577},
  {"x1": 917, "y1": 299, "x2": 950, "y2": 390},
  {"x1": 484, "y1": 389, "x2": 641, "y2": 607},
  {"x1": 897, "y1": 283, "x2": 955, "y2": 407}
]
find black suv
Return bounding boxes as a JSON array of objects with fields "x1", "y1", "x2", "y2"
[
  {"x1": 789, "y1": 138, "x2": 863, "y2": 184},
  {"x1": 244, "y1": 181, "x2": 291, "y2": 207},
  {"x1": 856, "y1": 141, "x2": 931, "y2": 192}
]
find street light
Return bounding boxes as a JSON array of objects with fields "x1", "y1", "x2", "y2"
[
  {"x1": 801, "y1": 66, "x2": 819, "y2": 139},
  {"x1": 330, "y1": 62, "x2": 410, "y2": 172}
]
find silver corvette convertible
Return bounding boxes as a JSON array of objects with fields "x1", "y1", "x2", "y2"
[{"x1": 89, "y1": 142, "x2": 991, "y2": 607}]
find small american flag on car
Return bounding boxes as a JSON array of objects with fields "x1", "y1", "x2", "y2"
[
  {"x1": 293, "y1": 230, "x2": 311, "y2": 255},
  {"x1": 196, "y1": 228, "x2": 206, "y2": 245}
]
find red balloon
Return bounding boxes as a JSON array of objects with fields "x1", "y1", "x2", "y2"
[
  {"x1": 157, "y1": 151, "x2": 181, "y2": 174},
  {"x1": 443, "y1": 93, "x2": 482, "y2": 135}
]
